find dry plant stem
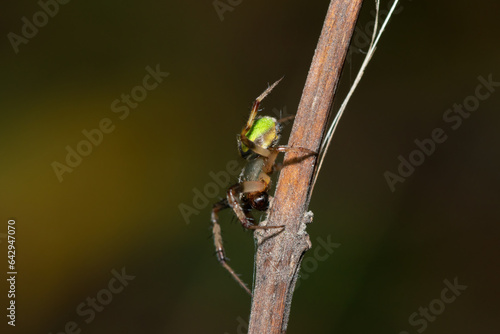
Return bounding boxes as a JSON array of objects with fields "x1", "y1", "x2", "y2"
[{"x1": 247, "y1": 1, "x2": 363, "y2": 333}]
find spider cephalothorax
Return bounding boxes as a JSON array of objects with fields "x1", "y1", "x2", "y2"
[{"x1": 211, "y1": 78, "x2": 315, "y2": 295}]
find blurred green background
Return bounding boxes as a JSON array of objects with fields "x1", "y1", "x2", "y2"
[{"x1": 1, "y1": 1, "x2": 499, "y2": 333}]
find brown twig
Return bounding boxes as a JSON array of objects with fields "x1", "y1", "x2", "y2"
[{"x1": 248, "y1": 1, "x2": 364, "y2": 333}]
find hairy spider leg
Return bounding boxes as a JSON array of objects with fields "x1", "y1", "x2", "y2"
[{"x1": 211, "y1": 198, "x2": 252, "y2": 295}]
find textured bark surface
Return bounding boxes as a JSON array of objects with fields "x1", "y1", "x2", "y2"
[{"x1": 248, "y1": 1, "x2": 364, "y2": 333}]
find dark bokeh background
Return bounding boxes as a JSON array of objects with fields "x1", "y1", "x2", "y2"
[{"x1": 1, "y1": 1, "x2": 499, "y2": 333}]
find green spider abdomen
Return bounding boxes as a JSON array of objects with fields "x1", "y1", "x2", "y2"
[{"x1": 238, "y1": 116, "x2": 282, "y2": 159}]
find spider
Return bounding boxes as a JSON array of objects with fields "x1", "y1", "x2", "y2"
[{"x1": 211, "y1": 78, "x2": 315, "y2": 295}]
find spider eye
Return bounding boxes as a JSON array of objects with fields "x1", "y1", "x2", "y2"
[{"x1": 251, "y1": 193, "x2": 269, "y2": 211}]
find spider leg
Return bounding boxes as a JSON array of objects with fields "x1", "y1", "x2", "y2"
[
  {"x1": 239, "y1": 133, "x2": 272, "y2": 157},
  {"x1": 274, "y1": 145, "x2": 317, "y2": 155},
  {"x1": 241, "y1": 180, "x2": 268, "y2": 193},
  {"x1": 239, "y1": 79, "x2": 284, "y2": 158},
  {"x1": 262, "y1": 145, "x2": 318, "y2": 174},
  {"x1": 211, "y1": 198, "x2": 252, "y2": 295},
  {"x1": 242, "y1": 78, "x2": 283, "y2": 138},
  {"x1": 227, "y1": 183, "x2": 283, "y2": 230},
  {"x1": 277, "y1": 115, "x2": 295, "y2": 124},
  {"x1": 241, "y1": 131, "x2": 318, "y2": 172}
]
